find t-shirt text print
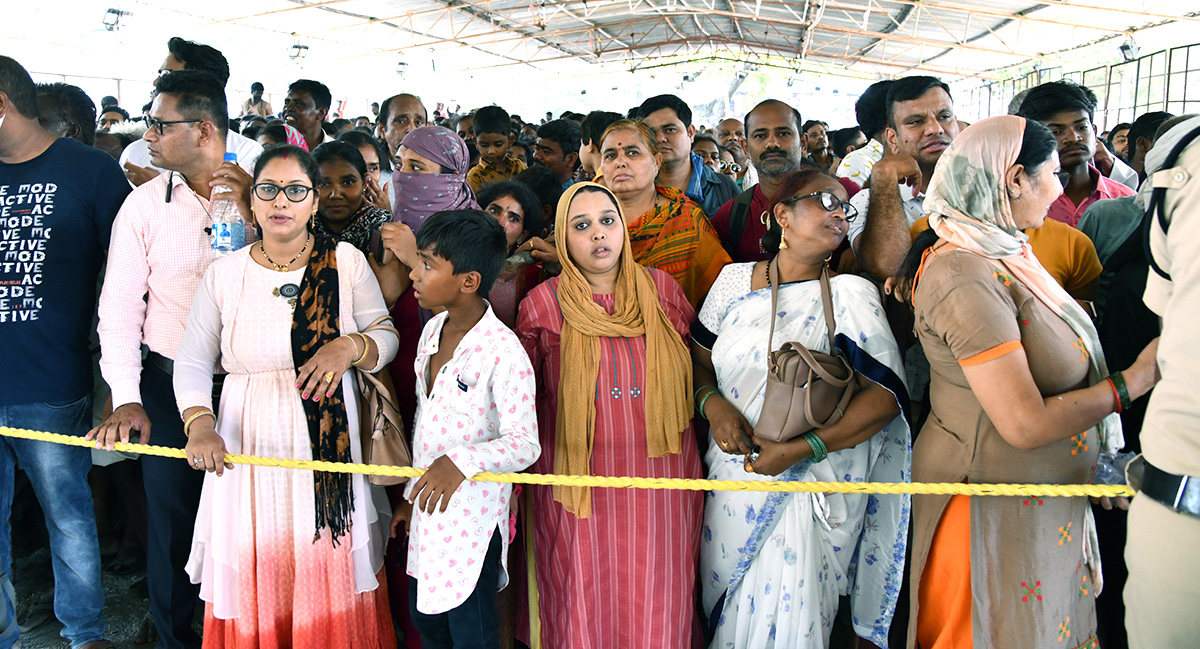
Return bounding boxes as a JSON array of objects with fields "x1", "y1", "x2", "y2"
[
  {"x1": 0, "y1": 181, "x2": 56, "y2": 323},
  {"x1": 0, "y1": 138, "x2": 129, "y2": 405}
]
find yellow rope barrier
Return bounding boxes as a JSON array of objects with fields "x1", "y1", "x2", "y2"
[{"x1": 1, "y1": 426, "x2": 1135, "y2": 498}]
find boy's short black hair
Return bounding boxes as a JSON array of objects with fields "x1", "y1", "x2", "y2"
[
  {"x1": 289, "y1": 79, "x2": 332, "y2": 111},
  {"x1": 473, "y1": 105, "x2": 511, "y2": 137},
  {"x1": 415, "y1": 210, "x2": 508, "y2": 296},
  {"x1": 0, "y1": 55, "x2": 38, "y2": 119},
  {"x1": 885, "y1": 76, "x2": 952, "y2": 128},
  {"x1": 155, "y1": 70, "x2": 229, "y2": 135},
  {"x1": 854, "y1": 79, "x2": 895, "y2": 139},
  {"x1": 1018, "y1": 80, "x2": 1098, "y2": 124},
  {"x1": 167, "y1": 37, "x2": 230, "y2": 87},
  {"x1": 250, "y1": 81, "x2": 264, "y2": 93},
  {"x1": 580, "y1": 110, "x2": 624, "y2": 147},
  {"x1": 692, "y1": 134, "x2": 720, "y2": 149},
  {"x1": 636, "y1": 94, "x2": 693, "y2": 127}
]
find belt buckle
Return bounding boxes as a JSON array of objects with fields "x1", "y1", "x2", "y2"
[{"x1": 1175, "y1": 475, "x2": 1191, "y2": 511}]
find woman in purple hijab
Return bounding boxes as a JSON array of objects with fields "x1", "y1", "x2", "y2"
[{"x1": 391, "y1": 125, "x2": 478, "y2": 232}]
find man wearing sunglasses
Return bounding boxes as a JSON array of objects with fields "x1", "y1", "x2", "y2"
[
  {"x1": 118, "y1": 37, "x2": 262, "y2": 188},
  {"x1": 91, "y1": 70, "x2": 247, "y2": 649}
]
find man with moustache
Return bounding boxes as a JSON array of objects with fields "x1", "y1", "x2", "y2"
[
  {"x1": 1018, "y1": 81, "x2": 1134, "y2": 228},
  {"x1": 710, "y1": 99, "x2": 809, "y2": 261},
  {"x1": 282, "y1": 79, "x2": 330, "y2": 150},
  {"x1": 119, "y1": 37, "x2": 261, "y2": 186},
  {"x1": 849, "y1": 76, "x2": 960, "y2": 279},
  {"x1": 376, "y1": 93, "x2": 428, "y2": 160},
  {"x1": 90, "y1": 71, "x2": 251, "y2": 649},
  {"x1": 637, "y1": 94, "x2": 738, "y2": 217},
  {"x1": 715, "y1": 117, "x2": 758, "y2": 188}
]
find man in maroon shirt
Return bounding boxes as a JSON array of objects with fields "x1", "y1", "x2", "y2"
[{"x1": 710, "y1": 100, "x2": 808, "y2": 262}]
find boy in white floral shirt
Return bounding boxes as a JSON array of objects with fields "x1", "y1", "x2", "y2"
[{"x1": 390, "y1": 209, "x2": 540, "y2": 648}]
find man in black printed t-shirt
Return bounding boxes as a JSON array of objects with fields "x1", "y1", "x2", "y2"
[{"x1": 0, "y1": 56, "x2": 129, "y2": 649}]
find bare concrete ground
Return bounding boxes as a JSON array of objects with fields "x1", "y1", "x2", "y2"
[{"x1": 13, "y1": 545, "x2": 164, "y2": 649}]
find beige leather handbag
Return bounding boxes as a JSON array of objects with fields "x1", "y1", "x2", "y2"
[
  {"x1": 356, "y1": 317, "x2": 412, "y2": 485},
  {"x1": 753, "y1": 262, "x2": 858, "y2": 443}
]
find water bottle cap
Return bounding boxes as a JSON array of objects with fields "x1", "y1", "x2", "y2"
[{"x1": 224, "y1": 152, "x2": 238, "y2": 162}]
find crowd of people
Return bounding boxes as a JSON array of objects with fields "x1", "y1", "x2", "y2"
[{"x1": 1, "y1": 31, "x2": 1198, "y2": 649}]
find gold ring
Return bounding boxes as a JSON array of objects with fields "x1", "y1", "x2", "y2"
[{"x1": 324, "y1": 371, "x2": 336, "y2": 383}]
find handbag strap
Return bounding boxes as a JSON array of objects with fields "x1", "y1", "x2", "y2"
[{"x1": 765, "y1": 260, "x2": 837, "y2": 368}]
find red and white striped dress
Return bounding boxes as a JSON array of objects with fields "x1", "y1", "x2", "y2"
[{"x1": 515, "y1": 271, "x2": 704, "y2": 649}]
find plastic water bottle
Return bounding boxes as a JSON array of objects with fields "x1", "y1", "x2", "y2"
[
  {"x1": 211, "y1": 152, "x2": 250, "y2": 257},
  {"x1": 1094, "y1": 451, "x2": 1137, "y2": 485}
]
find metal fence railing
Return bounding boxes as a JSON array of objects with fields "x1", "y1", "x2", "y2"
[{"x1": 956, "y1": 42, "x2": 1200, "y2": 132}]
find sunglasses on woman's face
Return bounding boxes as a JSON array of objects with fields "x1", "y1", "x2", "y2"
[
  {"x1": 782, "y1": 191, "x2": 858, "y2": 221},
  {"x1": 717, "y1": 160, "x2": 741, "y2": 174},
  {"x1": 252, "y1": 183, "x2": 315, "y2": 202}
]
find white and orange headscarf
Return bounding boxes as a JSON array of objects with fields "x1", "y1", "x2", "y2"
[{"x1": 924, "y1": 115, "x2": 1123, "y2": 452}]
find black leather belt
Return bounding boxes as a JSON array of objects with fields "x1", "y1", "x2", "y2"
[
  {"x1": 146, "y1": 351, "x2": 226, "y2": 387},
  {"x1": 1141, "y1": 459, "x2": 1200, "y2": 519},
  {"x1": 147, "y1": 351, "x2": 174, "y2": 376}
]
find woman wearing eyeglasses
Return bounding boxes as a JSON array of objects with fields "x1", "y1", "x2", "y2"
[
  {"x1": 174, "y1": 145, "x2": 399, "y2": 649},
  {"x1": 693, "y1": 166, "x2": 911, "y2": 648}
]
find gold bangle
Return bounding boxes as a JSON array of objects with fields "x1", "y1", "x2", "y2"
[
  {"x1": 350, "y1": 332, "x2": 371, "y2": 366},
  {"x1": 183, "y1": 410, "x2": 216, "y2": 438}
]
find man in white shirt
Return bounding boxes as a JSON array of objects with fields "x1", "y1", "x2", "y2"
[
  {"x1": 119, "y1": 37, "x2": 262, "y2": 187},
  {"x1": 850, "y1": 76, "x2": 960, "y2": 280},
  {"x1": 836, "y1": 79, "x2": 896, "y2": 188}
]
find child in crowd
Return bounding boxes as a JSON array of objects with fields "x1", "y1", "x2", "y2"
[
  {"x1": 390, "y1": 209, "x2": 540, "y2": 649},
  {"x1": 466, "y1": 106, "x2": 527, "y2": 193}
]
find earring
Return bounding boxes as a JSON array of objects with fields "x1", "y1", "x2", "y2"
[{"x1": 779, "y1": 232, "x2": 789, "y2": 249}]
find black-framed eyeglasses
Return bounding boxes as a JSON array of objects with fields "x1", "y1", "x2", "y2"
[
  {"x1": 1055, "y1": 171, "x2": 1071, "y2": 186},
  {"x1": 782, "y1": 191, "x2": 858, "y2": 221},
  {"x1": 252, "y1": 183, "x2": 315, "y2": 202},
  {"x1": 145, "y1": 116, "x2": 201, "y2": 136}
]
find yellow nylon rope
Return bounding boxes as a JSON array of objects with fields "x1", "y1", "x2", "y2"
[{"x1": 1, "y1": 426, "x2": 1136, "y2": 498}]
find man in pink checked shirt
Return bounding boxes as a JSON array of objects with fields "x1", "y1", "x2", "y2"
[{"x1": 88, "y1": 70, "x2": 253, "y2": 649}]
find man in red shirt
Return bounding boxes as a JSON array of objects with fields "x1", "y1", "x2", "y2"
[
  {"x1": 1018, "y1": 81, "x2": 1134, "y2": 228},
  {"x1": 709, "y1": 100, "x2": 809, "y2": 262}
]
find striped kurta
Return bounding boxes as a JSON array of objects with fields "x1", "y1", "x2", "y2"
[{"x1": 516, "y1": 271, "x2": 704, "y2": 649}]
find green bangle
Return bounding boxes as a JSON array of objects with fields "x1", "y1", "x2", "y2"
[
  {"x1": 1109, "y1": 371, "x2": 1133, "y2": 412},
  {"x1": 697, "y1": 390, "x2": 718, "y2": 420},
  {"x1": 802, "y1": 431, "x2": 829, "y2": 462},
  {"x1": 694, "y1": 384, "x2": 717, "y2": 402}
]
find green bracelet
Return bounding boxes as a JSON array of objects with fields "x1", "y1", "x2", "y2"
[
  {"x1": 694, "y1": 384, "x2": 717, "y2": 402},
  {"x1": 1109, "y1": 371, "x2": 1133, "y2": 412},
  {"x1": 697, "y1": 390, "x2": 718, "y2": 420},
  {"x1": 802, "y1": 431, "x2": 829, "y2": 462}
]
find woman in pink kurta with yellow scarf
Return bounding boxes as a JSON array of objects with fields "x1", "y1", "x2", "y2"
[{"x1": 516, "y1": 182, "x2": 703, "y2": 648}]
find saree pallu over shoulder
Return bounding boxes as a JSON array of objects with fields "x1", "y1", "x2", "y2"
[{"x1": 627, "y1": 185, "x2": 731, "y2": 307}]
